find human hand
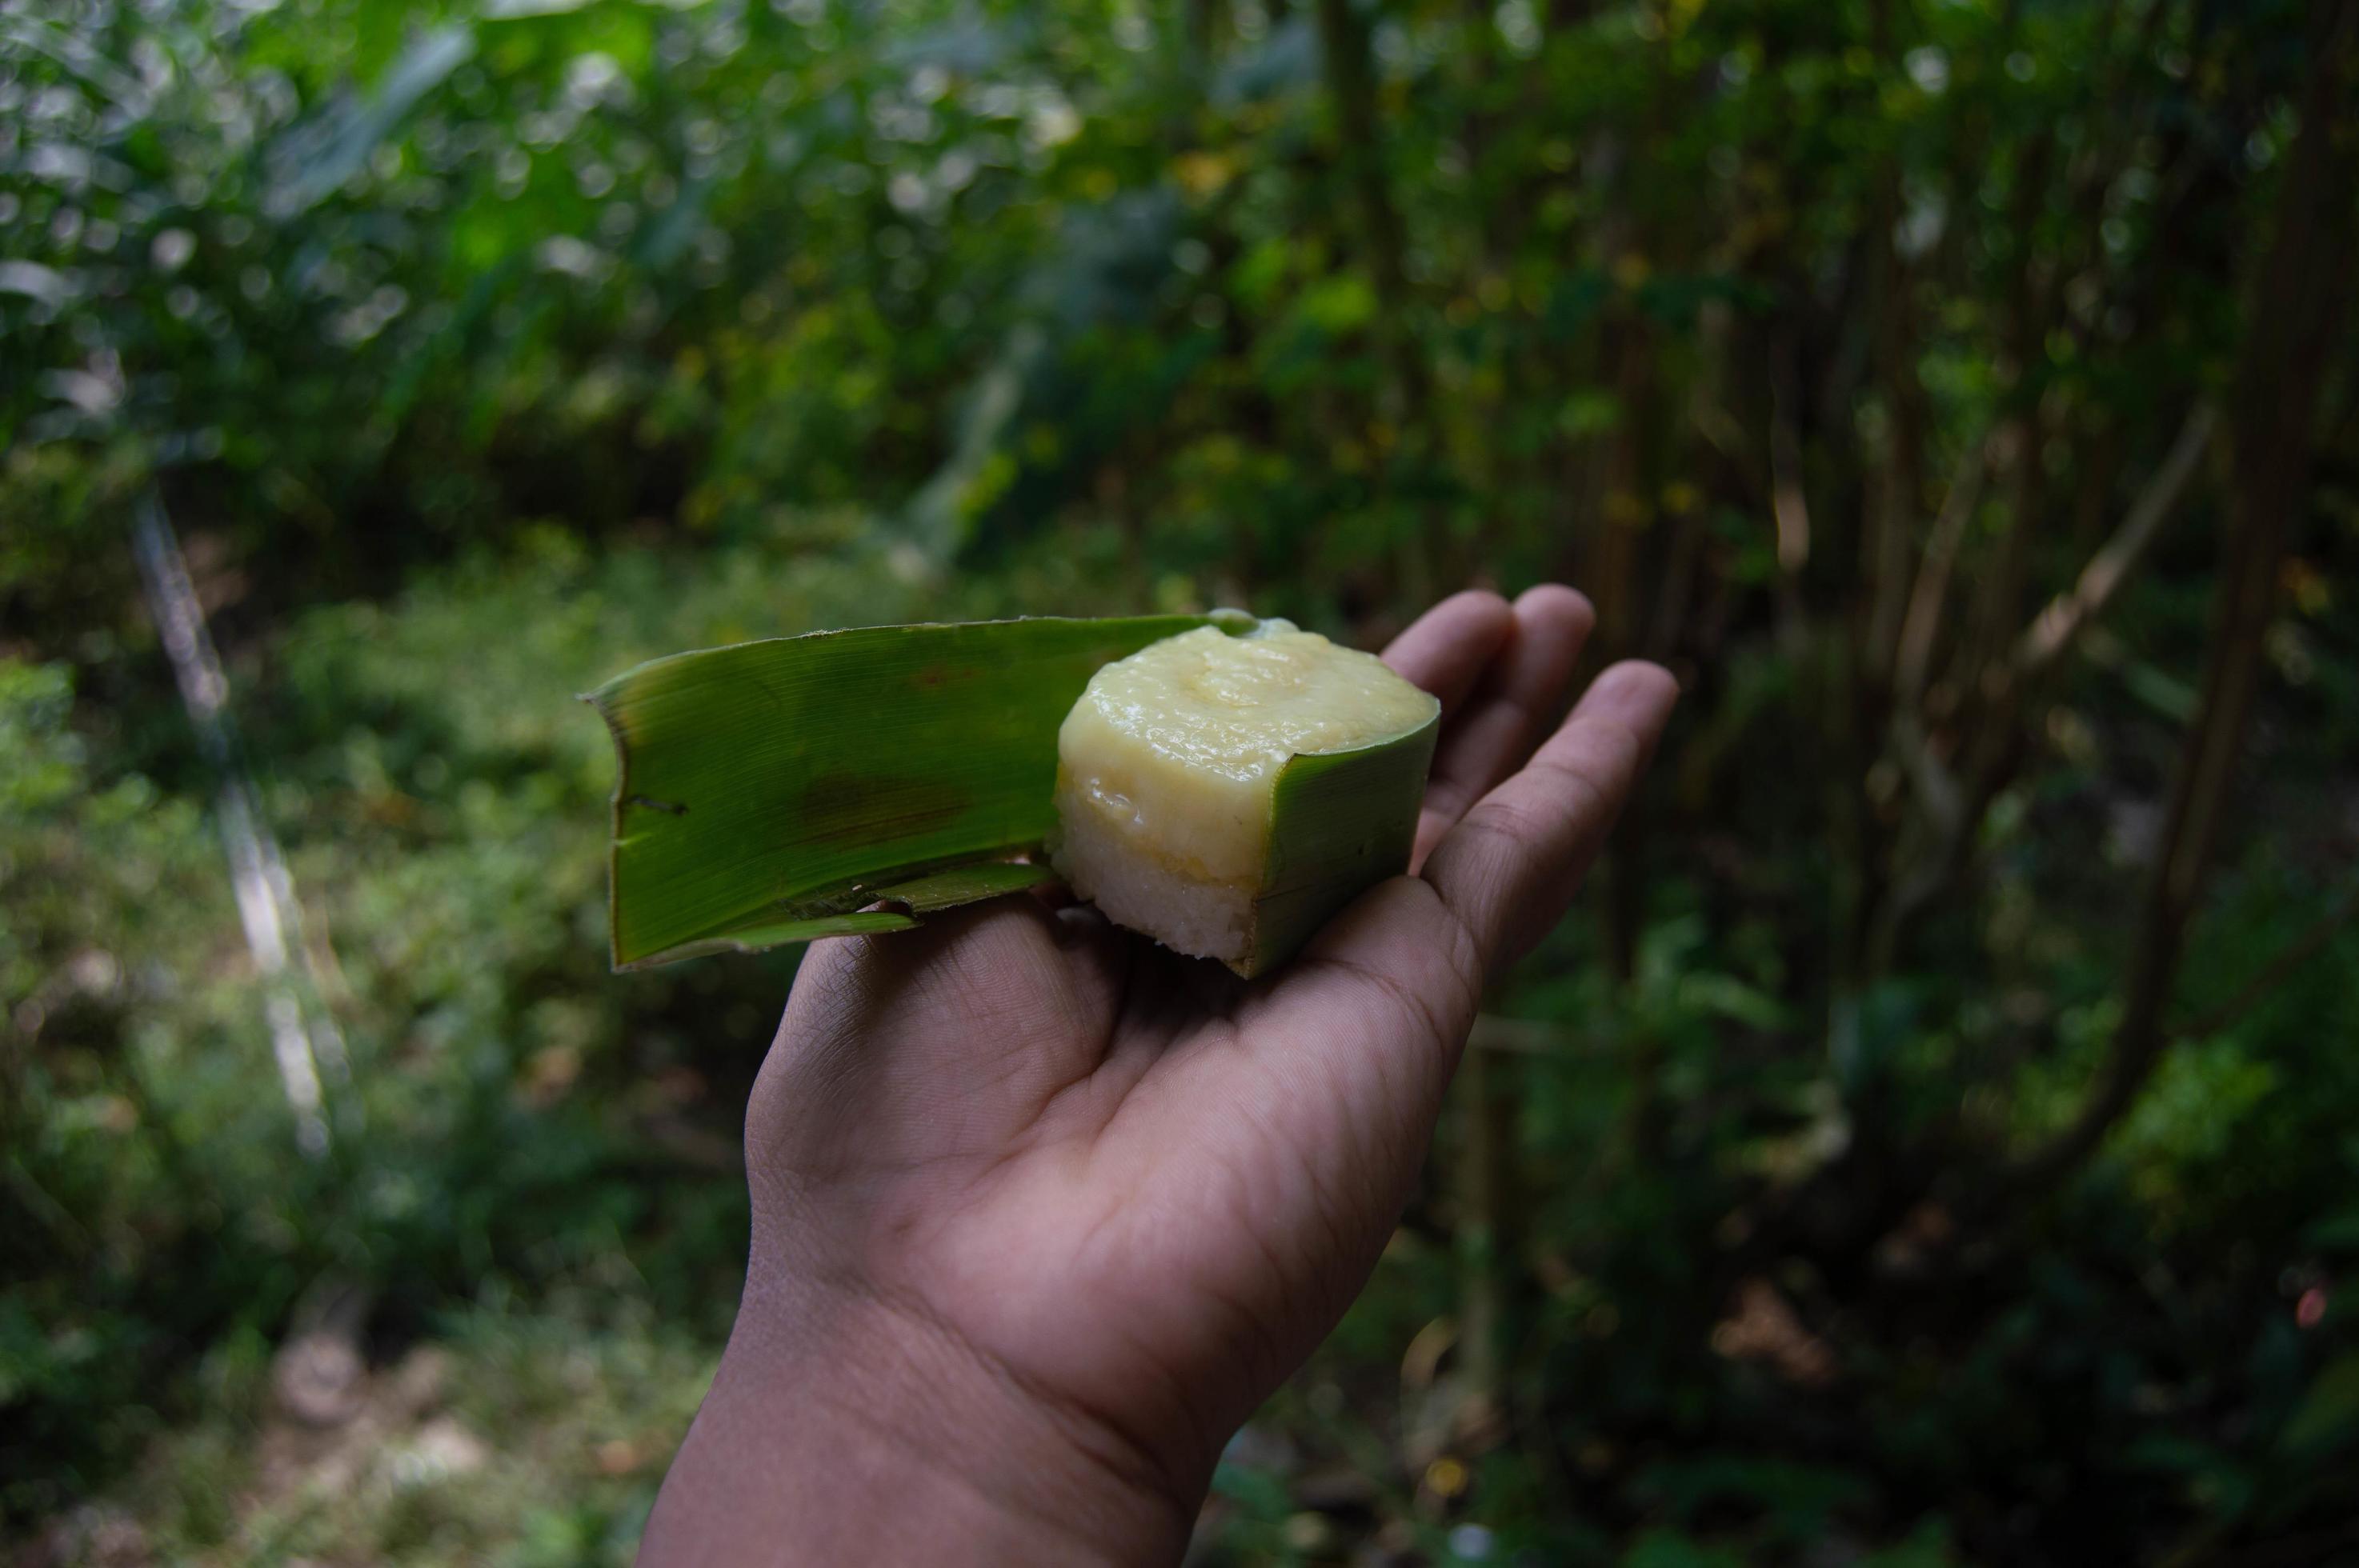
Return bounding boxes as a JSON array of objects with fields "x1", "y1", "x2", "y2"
[{"x1": 640, "y1": 588, "x2": 1678, "y2": 1566}]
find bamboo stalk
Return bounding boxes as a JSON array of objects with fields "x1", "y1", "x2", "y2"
[{"x1": 2010, "y1": 2, "x2": 2359, "y2": 1187}]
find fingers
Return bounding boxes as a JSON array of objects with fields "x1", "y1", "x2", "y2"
[
  {"x1": 1412, "y1": 586, "x2": 1596, "y2": 867},
  {"x1": 1243, "y1": 656, "x2": 1676, "y2": 1127},
  {"x1": 759, "y1": 897, "x2": 1121, "y2": 1142},
  {"x1": 1418, "y1": 659, "x2": 1679, "y2": 981},
  {"x1": 1380, "y1": 590, "x2": 1515, "y2": 716},
  {"x1": 1143, "y1": 647, "x2": 1676, "y2": 1261}
]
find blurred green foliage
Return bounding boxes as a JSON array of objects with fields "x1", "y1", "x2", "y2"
[{"x1": 5, "y1": 0, "x2": 2357, "y2": 1562}]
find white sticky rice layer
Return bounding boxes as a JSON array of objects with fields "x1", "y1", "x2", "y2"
[{"x1": 1051, "y1": 810, "x2": 1252, "y2": 964}]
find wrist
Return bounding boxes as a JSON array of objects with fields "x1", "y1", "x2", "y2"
[{"x1": 645, "y1": 1262, "x2": 1202, "y2": 1566}]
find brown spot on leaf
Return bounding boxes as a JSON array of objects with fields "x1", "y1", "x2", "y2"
[
  {"x1": 796, "y1": 770, "x2": 969, "y2": 846},
  {"x1": 909, "y1": 662, "x2": 980, "y2": 693}
]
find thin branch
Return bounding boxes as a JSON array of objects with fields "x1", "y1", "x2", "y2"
[
  {"x1": 1893, "y1": 430, "x2": 1995, "y2": 705},
  {"x1": 2177, "y1": 881, "x2": 2359, "y2": 1041},
  {"x1": 2014, "y1": 402, "x2": 2217, "y2": 679},
  {"x1": 1888, "y1": 709, "x2": 1962, "y2": 841},
  {"x1": 1456, "y1": 1042, "x2": 1511, "y2": 1426},
  {"x1": 1882, "y1": 401, "x2": 2204, "y2": 937},
  {"x1": 1768, "y1": 333, "x2": 1812, "y2": 577},
  {"x1": 5, "y1": 1154, "x2": 97, "y2": 1261},
  {"x1": 1863, "y1": 192, "x2": 1928, "y2": 679},
  {"x1": 2005, "y1": 534, "x2": 2263, "y2": 1190},
  {"x1": 1468, "y1": 1014, "x2": 1604, "y2": 1057},
  {"x1": 133, "y1": 490, "x2": 336, "y2": 1158}
]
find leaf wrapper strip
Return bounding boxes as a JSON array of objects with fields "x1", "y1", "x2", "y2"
[
  {"x1": 644, "y1": 910, "x2": 922, "y2": 965},
  {"x1": 871, "y1": 861, "x2": 1055, "y2": 911},
  {"x1": 1243, "y1": 711, "x2": 1442, "y2": 977},
  {"x1": 590, "y1": 614, "x2": 1249, "y2": 969}
]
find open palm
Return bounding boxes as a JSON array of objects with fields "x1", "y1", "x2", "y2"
[{"x1": 644, "y1": 588, "x2": 1677, "y2": 1566}]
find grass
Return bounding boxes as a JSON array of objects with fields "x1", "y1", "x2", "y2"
[{"x1": 25, "y1": 1302, "x2": 711, "y2": 1568}]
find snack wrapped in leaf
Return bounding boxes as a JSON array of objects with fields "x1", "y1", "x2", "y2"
[
  {"x1": 589, "y1": 613, "x2": 1435, "y2": 977},
  {"x1": 1049, "y1": 621, "x2": 1437, "y2": 974}
]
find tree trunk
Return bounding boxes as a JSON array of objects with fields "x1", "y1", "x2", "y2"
[{"x1": 1314, "y1": 0, "x2": 1412, "y2": 314}]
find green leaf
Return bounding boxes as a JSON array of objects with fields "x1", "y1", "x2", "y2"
[
  {"x1": 274, "y1": 25, "x2": 476, "y2": 214},
  {"x1": 1247, "y1": 710, "x2": 1439, "y2": 974},
  {"x1": 873, "y1": 861, "x2": 1053, "y2": 911},
  {"x1": 2303, "y1": 1210, "x2": 2359, "y2": 1253},
  {"x1": 1292, "y1": 273, "x2": 1379, "y2": 334},
  {"x1": 627, "y1": 910, "x2": 922, "y2": 964},
  {"x1": 588, "y1": 614, "x2": 1250, "y2": 968},
  {"x1": 2281, "y1": 1354, "x2": 2359, "y2": 1455},
  {"x1": 1623, "y1": 1528, "x2": 1747, "y2": 1568}
]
